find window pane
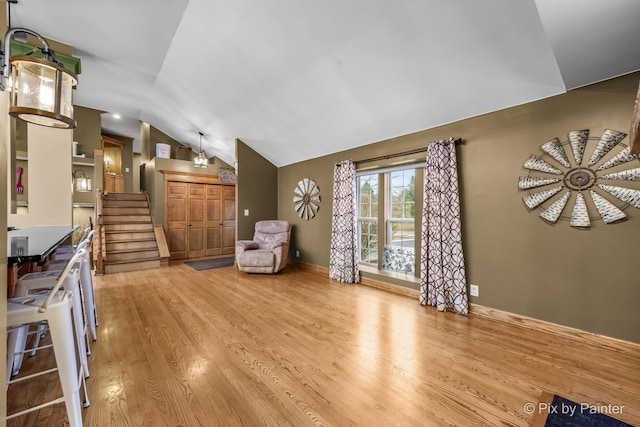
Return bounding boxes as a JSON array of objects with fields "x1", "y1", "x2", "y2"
[
  {"x1": 358, "y1": 220, "x2": 378, "y2": 264},
  {"x1": 357, "y1": 174, "x2": 378, "y2": 266},
  {"x1": 384, "y1": 169, "x2": 415, "y2": 274},
  {"x1": 389, "y1": 170, "x2": 415, "y2": 220}
]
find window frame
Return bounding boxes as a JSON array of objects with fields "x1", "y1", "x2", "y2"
[{"x1": 356, "y1": 162, "x2": 424, "y2": 275}]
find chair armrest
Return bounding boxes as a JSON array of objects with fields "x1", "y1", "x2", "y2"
[
  {"x1": 236, "y1": 241, "x2": 259, "y2": 250},
  {"x1": 270, "y1": 241, "x2": 287, "y2": 250},
  {"x1": 271, "y1": 242, "x2": 290, "y2": 273}
]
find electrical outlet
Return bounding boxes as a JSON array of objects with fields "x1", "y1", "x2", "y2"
[
  {"x1": 295, "y1": 250, "x2": 300, "y2": 258},
  {"x1": 470, "y1": 284, "x2": 479, "y2": 297}
]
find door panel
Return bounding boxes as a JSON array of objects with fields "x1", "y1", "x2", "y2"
[
  {"x1": 188, "y1": 184, "x2": 206, "y2": 258},
  {"x1": 205, "y1": 185, "x2": 222, "y2": 256},
  {"x1": 166, "y1": 182, "x2": 187, "y2": 259},
  {"x1": 206, "y1": 227, "x2": 222, "y2": 256},
  {"x1": 188, "y1": 226, "x2": 205, "y2": 255},
  {"x1": 168, "y1": 228, "x2": 187, "y2": 255}
]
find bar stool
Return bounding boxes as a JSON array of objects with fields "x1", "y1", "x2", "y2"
[
  {"x1": 6, "y1": 259, "x2": 89, "y2": 426},
  {"x1": 44, "y1": 242, "x2": 98, "y2": 341},
  {"x1": 11, "y1": 250, "x2": 91, "y2": 380}
]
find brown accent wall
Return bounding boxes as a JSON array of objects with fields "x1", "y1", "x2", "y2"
[
  {"x1": 150, "y1": 126, "x2": 187, "y2": 160},
  {"x1": 141, "y1": 122, "x2": 152, "y2": 163},
  {"x1": 71, "y1": 106, "x2": 102, "y2": 207},
  {"x1": 73, "y1": 106, "x2": 103, "y2": 157},
  {"x1": 236, "y1": 139, "x2": 278, "y2": 240},
  {"x1": 140, "y1": 124, "x2": 186, "y2": 162},
  {"x1": 278, "y1": 72, "x2": 640, "y2": 343}
]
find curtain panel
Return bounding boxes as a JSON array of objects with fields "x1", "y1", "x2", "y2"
[
  {"x1": 329, "y1": 160, "x2": 360, "y2": 284},
  {"x1": 419, "y1": 138, "x2": 469, "y2": 315}
]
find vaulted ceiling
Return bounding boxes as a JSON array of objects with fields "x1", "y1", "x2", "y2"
[{"x1": 8, "y1": 0, "x2": 640, "y2": 166}]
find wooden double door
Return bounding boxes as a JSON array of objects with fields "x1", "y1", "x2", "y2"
[{"x1": 166, "y1": 182, "x2": 236, "y2": 259}]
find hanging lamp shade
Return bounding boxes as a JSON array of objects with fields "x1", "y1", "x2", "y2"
[
  {"x1": 193, "y1": 132, "x2": 208, "y2": 168},
  {"x1": 73, "y1": 170, "x2": 92, "y2": 192},
  {"x1": 2, "y1": 28, "x2": 80, "y2": 129},
  {"x1": 9, "y1": 55, "x2": 78, "y2": 129},
  {"x1": 194, "y1": 150, "x2": 208, "y2": 168}
]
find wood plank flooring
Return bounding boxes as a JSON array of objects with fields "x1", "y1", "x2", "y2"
[{"x1": 7, "y1": 264, "x2": 640, "y2": 426}]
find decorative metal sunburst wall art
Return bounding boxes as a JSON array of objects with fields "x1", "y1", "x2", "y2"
[
  {"x1": 519, "y1": 129, "x2": 640, "y2": 227},
  {"x1": 293, "y1": 178, "x2": 320, "y2": 220}
]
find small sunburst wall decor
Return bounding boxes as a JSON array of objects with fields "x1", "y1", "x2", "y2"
[
  {"x1": 519, "y1": 129, "x2": 640, "y2": 228},
  {"x1": 293, "y1": 178, "x2": 320, "y2": 220}
]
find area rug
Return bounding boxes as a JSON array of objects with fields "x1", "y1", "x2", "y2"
[
  {"x1": 185, "y1": 256, "x2": 235, "y2": 271},
  {"x1": 544, "y1": 395, "x2": 632, "y2": 427}
]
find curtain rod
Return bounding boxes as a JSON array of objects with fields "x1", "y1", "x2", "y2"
[{"x1": 354, "y1": 138, "x2": 462, "y2": 164}]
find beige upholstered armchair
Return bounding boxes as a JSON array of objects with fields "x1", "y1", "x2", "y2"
[{"x1": 236, "y1": 220, "x2": 291, "y2": 273}]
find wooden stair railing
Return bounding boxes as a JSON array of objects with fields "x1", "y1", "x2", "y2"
[
  {"x1": 154, "y1": 225, "x2": 170, "y2": 267},
  {"x1": 95, "y1": 188, "x2": 105, "y2": 275}
]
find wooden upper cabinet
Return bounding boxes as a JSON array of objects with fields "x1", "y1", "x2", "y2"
[{"x1": 104, "y1": 174, "x2": 125, "y2": 193}]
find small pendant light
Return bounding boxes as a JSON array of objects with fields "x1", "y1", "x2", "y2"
[{"x1": 194, "y1": 131, "x2": 208, "y2": 168}]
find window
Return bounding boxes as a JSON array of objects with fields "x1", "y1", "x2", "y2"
[{"x1": 357, "y1": 164, "x2": 421, "y2": 275}]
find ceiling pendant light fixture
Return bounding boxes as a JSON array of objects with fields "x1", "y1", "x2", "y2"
[
  {"x1": 194, "y1": 131, "x2": 208, "y2": 168},
  {"x1": 1, "y1": 27, "x2": 78, "y2": 129}
]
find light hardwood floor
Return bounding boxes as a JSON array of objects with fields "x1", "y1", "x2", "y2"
[{"x1": 7, "y1": 264, "x2": 640, "y2": 426}]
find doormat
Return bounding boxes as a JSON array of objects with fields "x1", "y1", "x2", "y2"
[
  {"x1": 543, "y1": 395, "x2": 632, "y2": 427},
  {"x1": 185, "y1": 256, "x2": 235, "y2": 271}
]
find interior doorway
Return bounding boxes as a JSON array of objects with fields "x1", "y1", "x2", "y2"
[{"x1": 102, "y1": 135, "x2": 125, "y2": 193}]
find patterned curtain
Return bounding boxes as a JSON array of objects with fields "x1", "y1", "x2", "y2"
[
  {"x1": 329, "y1": 160, "x2": 360, "y2": 284},
  {"x1": 420, "y1": 138, "x2": 469, "y2": 315}
]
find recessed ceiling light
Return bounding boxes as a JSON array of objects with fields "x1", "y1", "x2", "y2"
[{"x1": 112, "y1": 113, "x2": 121, "y2": 119}]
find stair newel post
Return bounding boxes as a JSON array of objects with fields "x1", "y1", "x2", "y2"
[{"x1": 95, "y1": 188, "x2": 105, "y2": 275}]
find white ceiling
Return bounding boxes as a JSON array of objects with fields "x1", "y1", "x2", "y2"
[{"x1": 8, "y1": 0, "x2": 640, "y2": 166}]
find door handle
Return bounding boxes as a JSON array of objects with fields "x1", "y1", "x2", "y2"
[{"x1": 188, "y1": 224, "x2": 191, "y2": 226}]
